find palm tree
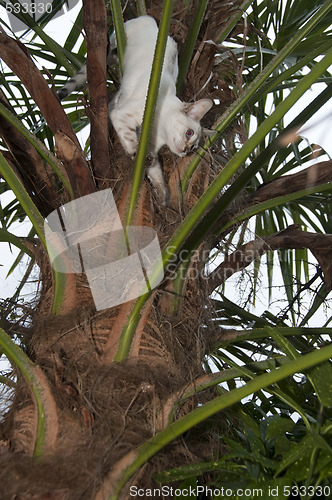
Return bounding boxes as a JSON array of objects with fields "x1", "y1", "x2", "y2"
[{"x1": 0, "y1": 0, "x2": 332, "y2": 498}]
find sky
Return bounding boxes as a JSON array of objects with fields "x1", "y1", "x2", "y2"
[{"x1": 0, "y1": 1, "x2": 331, "y2": 327}]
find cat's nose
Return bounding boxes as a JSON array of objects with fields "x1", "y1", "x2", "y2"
[{"x1": 184, "y1": 145, "x2": 196, "y2": 154}]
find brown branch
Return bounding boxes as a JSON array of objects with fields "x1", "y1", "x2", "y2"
[
  {"x1": 213, "y1": 160, "x2": 332, "y2": 238},
  {"x1": 0, "y1": 90, "x2": 58, "y2": 215},
  {"x1": 83, "y1": 0, "x2": 110, "y2": 183},
  {"x1": 249, "y1": 159, "x2": 332, "y2": 204},
  {"x1": 0, "y1": 32, "x2": 75, "y2": 142},
  {"x1": 0, "y1": 30, "x2": 95, "y2": 198},
  {"x1": 207, "y1": 224, "x2": 332, "y2": 294}
]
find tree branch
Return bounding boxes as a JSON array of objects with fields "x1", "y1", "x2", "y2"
[
  {"x1": 82, "y1": 0, "x2": 110, "y2": 182},
  {"x1": 212, "y1": 159, "x2": 332, "y2": 239},
  {"x1": 207, "y1": 224, "x2": 332, "y2": 293},
  {"x1": 0, "y1": 90, "x2": 57, "y2": 215},
  {"x1": 0, "y1": 30, "x2": 95, "y2": 198},
  {"x1": 249, "y1": 159, "x2": 332, "y2": 204}
]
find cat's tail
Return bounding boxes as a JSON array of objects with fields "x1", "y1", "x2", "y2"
[
  {"x1": 58, "y1": 63, "x2": 87, "y2": 100},
  {"x1": 58, "y1": 37, "x2": 118, "y2": 101}
]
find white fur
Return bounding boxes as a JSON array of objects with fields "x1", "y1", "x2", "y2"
[
  {"x1": 109, "y1": 16, "x2": 213, "y2": 204},
  {"x1": 58, "y1": 16, "x2": 213, "y2": 204}
]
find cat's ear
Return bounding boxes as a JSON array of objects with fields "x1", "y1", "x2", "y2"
[{"x1": 184, "y1": 99, "x2": 213, "y2": 121}]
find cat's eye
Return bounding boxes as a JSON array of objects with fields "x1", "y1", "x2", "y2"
[{"x1": 186, "y1": 129, "x2": 194, "y2": 139}]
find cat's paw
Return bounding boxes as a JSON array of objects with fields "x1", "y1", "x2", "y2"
[
  {"x1": 160, "y1": 185, "x2": 170, "y2": 206},
  {"x1": 147, "y1": 161, "x2": 169, "y2": 206},
  {"x1": 150, "y1": 181, "x2": 169, "y2": 206},
  {"x1": 145, "y1": 153, "x2": 156, "y2": 168},
  {"x1": 123, "y1": 141, "x2": 138, "y2": 158}
]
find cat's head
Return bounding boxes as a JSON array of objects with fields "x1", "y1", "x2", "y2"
[{"x1": 169, "y1": 98, "x2": 213, "y2": 157}]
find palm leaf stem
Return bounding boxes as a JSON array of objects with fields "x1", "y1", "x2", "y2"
[
  {"x1": 125, "y1": 0, "x2": 174, "y2": 226},
  {"x1": 110, "y1": 0, "x2": 126, "y2": 74},
  {"x1": 0, "y1": 327, "x2": 53, "y2": 456},
  {"x1": 177, "y1": 0, "x2": 209, "y2": 92}
]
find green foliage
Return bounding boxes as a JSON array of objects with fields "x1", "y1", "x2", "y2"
[
  {"x1": 219, "y1": 0, "x2": 332, "y2": 321},
  {"x1": 155, "y1": 341, "x2": 332, "y2": 499}
]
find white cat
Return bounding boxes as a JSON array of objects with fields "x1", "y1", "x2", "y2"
[{"x1": 59, "y1": 16, "x2": 213, "y2": 204}]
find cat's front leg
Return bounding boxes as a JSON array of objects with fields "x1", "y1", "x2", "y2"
[
  {"x1": 147, "y1": 155, "x2": 169, "y2": 206},
  {"x1": 109, "y1": 106, "x2": 139, "y2": 158}
]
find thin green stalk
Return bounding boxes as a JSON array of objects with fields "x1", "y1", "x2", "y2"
[
  {"x1": 0, "y1": 227, "x2": 33, "y2": 256},
  {"x1": 7, "y1": 227, "x2": 36, "y2": 278},
  {"x1": 0, "y1": 152, "x2": 45, "y2": 245},
  {"x1": 114, "y1": 292, "x2": 151, "y2": 361},
  {"x1": 177, "y1": 0, "x2": 209, "y2": 91},
  {"x1": 0, "y1": 103, "x2": 74, "y2": 198},
  {"x1": 181, "y1": 0, "x2": 332, "y2": 191},
  {"x1": 136, "y1": 0, "x2": 147, "y2": 16},
  {"x1": 110, "y1": 342, "x2": 332, "y2": 499},
  {"x1": 216, "y1": 327, "x2": 332, "y2": 346},
  {"x1": 246, "y1": 40, "x2": 332, "y2": 109},
  {"x1": 51, "y1": 271, "x2": 67, "y2": 315},
  {"x1": 217, "y1": 0, "x2": 256, "y2": 43},
  {"x1": 169, "y1": 253, "x2": 192, "y2": 315},
  {"x1": 125, "y1": 0, "x2": 174, "y2": 227},
  {"x1": 0, "y1": 327, "x2": 49, "y2": 456},
  {"x1": 110, "y1": 0, "x2": 126, "y2": 74},
  {"x1": 0, "y1": 375, "x2": 16, "y2": 388},
  {"x1": 154, "y1": 459, "x2": 240, "y2": 483}
]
